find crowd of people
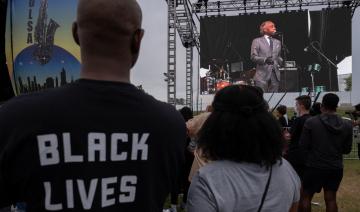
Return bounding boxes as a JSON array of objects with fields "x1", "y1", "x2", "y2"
[{"x1": 0, "y1": 0, "x2": 357, "y2": 212}]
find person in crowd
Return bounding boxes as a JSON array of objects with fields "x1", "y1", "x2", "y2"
[
  {"x1": 299, "y1": 93, "x2": 353, "y2": 212},
  {"x1": 275, "y1": 104, "x2": 289, "y2": 154},
  {"x1": 166, "y1": 107, "x2": 194, "y2": 212},
  {"x1": 288, "y1": 111, "x2": 297, "y2": 127},
  {"x1": 0, "y1": 0, "x2": 186, "y2": 211},
  {"x1": 310, "y1": 102, "x2": 322, "y2": 116},
  {"x1": 186, "y1": 105, "x2": 212, "y2": 182},
  {"x1": 286, "y1": 95, "x2": 312, "y2": 178},
  {"x1": 354, "y1": 103, "x2": 360, "y2": 118},
  {"x1": 187, "y1": 85, "x2": 300, "y2": 212},
  {"x1": 186, "y1": 105, "x2": 212, "y2": 140},
  {"x1": 353, "y1": 103, "x2": 360, "y2": 159},
  {"x1": 178, "y1": 107, "x2": 194, "y2": 209},
  {"x1": 251, "y1": 21, "x2": 283, "y2": 93},
  {"x1": 285, "y1": 95, "x2": 312, "y2": 210},
  {"x1": 276, "y1": 104, "x2": 288, "y2": 128}
]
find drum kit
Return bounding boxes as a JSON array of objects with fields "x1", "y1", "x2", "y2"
[{"x1": 202, "y1": 58, "x2": 255, "y2": 94}]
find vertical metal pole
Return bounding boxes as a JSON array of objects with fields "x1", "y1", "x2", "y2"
[
  {"x1": 185, "y1": 47, "x2": 193, "y2": 110},
  {"x1": 167, "y1": 0, "x2": 177, "y2": 106},
  {"x1": 196, "y1": 51, "x2": 200, "y2": 113}
]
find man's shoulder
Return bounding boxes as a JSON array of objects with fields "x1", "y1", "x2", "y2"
[
  {"x1": 0, "y1": 88, "x2": 60, "y2": 112},
  {"x1": 2, "y1": 83, "x2": 80, "y2": 106},
  {"x1": 138, "y1": 94, "x2": 186, "y2": 129},
  {"x1": 341, "y1": 117, "x2": 353, "y2": 130},
  {"x1": 298, "y1": 114, "x2": 311, "y2": 122},
  {"x1": 304, "y1": 115, "x2": 319, "y2": 124},
  {"x1": 252, "y1": 37, "x2": 263, "y2": 42},
  {"x1": 142, "y1": 95, "x2": 180, "y2": 117}
]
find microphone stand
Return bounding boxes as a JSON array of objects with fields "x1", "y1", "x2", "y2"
[{"x1": 309, "y1": 42, "x2": 338, "y2": 91}]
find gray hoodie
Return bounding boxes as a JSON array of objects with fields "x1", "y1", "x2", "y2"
[{"x1": 299, "y1": 113, "x2": 353, "y2": 169}]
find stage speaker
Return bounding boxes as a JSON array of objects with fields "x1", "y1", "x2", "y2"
[{"x1": 279, "y1": 68, "x2": 299, "y2": 92}]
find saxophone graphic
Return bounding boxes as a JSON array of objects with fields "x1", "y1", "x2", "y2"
[{"x1": 33, "y1": 0, "x2": 60, "y2": 65}]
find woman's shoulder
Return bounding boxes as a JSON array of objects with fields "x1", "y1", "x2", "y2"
[
  {"x1": 197, "y1": 160, "x2": 266, "y2": 180},
  {"x1": 275, "y1": 159, "x2": 301, "y2": 186}
]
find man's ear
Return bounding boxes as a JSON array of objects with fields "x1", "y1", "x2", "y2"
[
  {"x1": 72, "y1": 22, "x2": 80, "y2": 46},
  {"x1": 130, "y1": 29, "x2": 144, "y2": 68},
  {"x1": 131, "y1": 29, "x2": 144, "y2": 54}
]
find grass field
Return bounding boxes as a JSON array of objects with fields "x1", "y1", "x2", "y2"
[{"x1": 165, "y1": 160, "x2": 360, "y2": 212}]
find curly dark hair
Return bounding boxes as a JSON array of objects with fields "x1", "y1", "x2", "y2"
[{"x1": 197, "y1": 85, "x2": 283, "y2": 167}]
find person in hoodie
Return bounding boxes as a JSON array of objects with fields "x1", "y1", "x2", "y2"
[{"x1": 299, "y1": 93, "x2": 353, "y2": 212}]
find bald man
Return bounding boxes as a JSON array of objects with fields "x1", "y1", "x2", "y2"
[{"x1": 0, "y1": 0, "x2": 186, "y2": 211}]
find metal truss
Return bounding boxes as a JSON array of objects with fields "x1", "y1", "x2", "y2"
[
  {"x1": 165, "y1": 0, "x2": 200, "y2": 107},
  {"x1": 175, "y1": 0, "x2": 200, "y2": 50},
  {"x1": 186, "y1": 47, "x2": 193, "y2": 109},
  {"x1": 167, "y1": 0, "x2": 177, "y2": 106},
  {"x1": 192, "y1": 0, "x2": 359, "y2": 16}
]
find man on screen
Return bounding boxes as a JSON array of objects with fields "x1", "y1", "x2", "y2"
[{"x1": 251, "y1": 21, "x2": 283, "y2": 92}]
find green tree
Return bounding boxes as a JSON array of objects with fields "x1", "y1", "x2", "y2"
[{"x1": 345, "y1": 74, "x2": 352, "y2": 91}]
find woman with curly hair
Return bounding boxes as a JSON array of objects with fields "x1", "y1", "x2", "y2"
[{"x1": 187, "y1": 85, "x2": 300, "y2": 212}]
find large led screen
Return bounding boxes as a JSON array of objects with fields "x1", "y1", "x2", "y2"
[{"x1": 200, "y1": 8, "x2": 352, "y2": 94}]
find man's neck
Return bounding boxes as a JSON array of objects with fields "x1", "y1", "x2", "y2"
[
  {"x1": 322, "y1": 110, "x2": 336, "y2": 115},
  {"x1": 80, "y1": 72, "x2": 130, "y2": 83},
  {"x1": 80, "y1": 56, "x2": 132, "y2": 83},
  {"x1": 299, "y1": 110, "x2": 309, "y2": 117}
]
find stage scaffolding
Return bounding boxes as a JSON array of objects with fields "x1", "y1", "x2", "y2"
[
  {"x1": 165, "y1": 0, "x2": 359, "y2": 109},
  {"x1": 192, "y1": 0, "x2": 359, "y2": 16}
]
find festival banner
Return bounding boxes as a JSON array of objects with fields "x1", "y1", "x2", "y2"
[{"x1": 6, "y1": 0, "x2": 81, "y2": 95}]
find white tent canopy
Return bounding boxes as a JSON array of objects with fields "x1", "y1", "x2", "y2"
[{"x1": 337, "y1": 56, "x2": 352, "y2": 75}]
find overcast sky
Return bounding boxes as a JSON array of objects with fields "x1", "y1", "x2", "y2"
[{"x1": 132, "y1": 0, "x2": 360, "y2": 106}]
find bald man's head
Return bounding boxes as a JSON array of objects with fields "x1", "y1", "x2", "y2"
[{"x1": 73, "y1": 0, "x2": 144, "y2": 69}]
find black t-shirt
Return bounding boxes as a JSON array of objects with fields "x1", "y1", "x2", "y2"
[
  {"x1": 286, "y1": 114, "x2": 311, "y2": 165},
  {"x1": 0, "y1": 79, "x2": 186, "y2": 212}
]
